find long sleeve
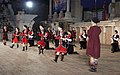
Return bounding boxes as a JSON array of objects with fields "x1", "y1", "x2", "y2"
[{"x1": 87, "y1": 27, "x2": 92, "y2": 37}]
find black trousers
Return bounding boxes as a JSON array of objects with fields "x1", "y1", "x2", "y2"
[
  {"x1": 28, "y1": 39, "x2": 34, "y2": 46},
  {"x1": 55, "y1": 39, "x2": 59, "y2": 47},
  {"x1": 45, "y1": 40, "x2": 49, "y2": 49},
  {"x1": 80, "y1": 41, "x2": 87, "y2": 49},
  {"x1": 67, "y1": 43, "x2": 74, "y2": 54},
  {"x1": 111, "y1": 42, "x2": 119, "y2": 52}
]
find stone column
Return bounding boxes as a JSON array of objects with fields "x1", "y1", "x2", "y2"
[
  {"x1": 71, "y1": 0, "x2": 83, "y2": 21},
  {"x1": 64, "y1": 0, "x2": 72, "y2": 20},
  {"x1": 109, "y1": 0, "x2": 116, "y2": 19},
  {"x1": 112, "y1": 0, "x2": 115, "y2": 3},
  {"x1": 112, "y1": 26, "x2": 115, "y2": 35},
  {"x1": 49, "y1": 0, "x2": 52, "y2": 18},
  {"x1": 103, "y1": 26, "x2": 106, "y2": 44},
  {"x1": 67, "y1": 0, "x2": 70, "y2": 12},
  {"x1": 79, "y1": 26, "x2": 82, "y2": 34}
]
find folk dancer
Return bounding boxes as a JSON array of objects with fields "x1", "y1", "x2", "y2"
[
  {"x1": 54, "y1": 30, "x2": 61, "y2": 48},
  {"x1": 71, "y1": 27, "x2": 76, "y2": 42},
  {"x1": 86, "y1": 17, "x2": 101, "y2": 72},
  {"x1": 28, "y1": 27, "x2": 34, "y2": 47},
  {"x1": 10, "y1": 27, "x2": 20, "y2": 48},
  {"x1": 66, "y1": 30, "x2": 74, "y2": 54},
  {"x1": 2, "y1": 26, "x2": 8, "y2": 45},
  {"x1": 111, "y1": 30, "x2": 120, "y2": 53},
  {"x1": 21, "y1": 25, "x2": 29, "y2": 51},
  {"x1": 79, "y1": 30, "x2": 87, "y2": 49},
  {"x1": 44, "y1": 27, "x2": 53, "y2": 49},
  {"x1": 52, "y1": 25, "x2": 67, "y2": 63},
  {"x1": 37, "y1": 24, "x2": 46, "y2": 54}
]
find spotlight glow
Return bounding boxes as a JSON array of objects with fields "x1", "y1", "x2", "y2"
[{"x1": 26, "y1": 1, "x2": 33, "y2": 8}]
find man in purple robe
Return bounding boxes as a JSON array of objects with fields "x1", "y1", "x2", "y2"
[{"x1": 86, "y1": 17, "x2": 101, "y2": 72}]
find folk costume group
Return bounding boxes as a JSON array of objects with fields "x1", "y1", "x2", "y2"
[{"x1": 1, "y1": 17, "x2": 120, "y2": 72}]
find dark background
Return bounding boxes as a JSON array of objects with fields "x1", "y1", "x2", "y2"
[
  {"x1": 10, "y1": 0, "x2": 114, "y2": 20},
  {"x1": 11, "y1": 0, "x2": 49, "y2": 21}
]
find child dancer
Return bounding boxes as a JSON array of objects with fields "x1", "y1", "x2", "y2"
[
  {"x1": 52, "y1": 25, "x2": 67, "y2": 63},
  {"x1": 10, "y1": 27, "x2": 20, "y2": 48},
  {"x1": 37, "y1": 24, "x2": 46, "y2": 54},
  {"x1": 2, "y1": 26, "x2": 8, "y2": 45},
  {"x1": 21, "y1": 25, "x2": 28, "y2": 51},
  {"x1": 66, "y1": 30, "x2": 74, "y2": 54},
  {"x1": 28, "y1": 27, "x2": 34, "y2": 47}
]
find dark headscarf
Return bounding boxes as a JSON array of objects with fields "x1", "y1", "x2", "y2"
[{"x1": 92, "y1": 17, "x2": 100, "y2": 24}]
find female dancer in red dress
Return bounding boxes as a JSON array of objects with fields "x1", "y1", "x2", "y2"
[
  {"x1": 52, "y1": 25, "x2": 67, "y2": 63},
  {"x1": 10, "y1": 27, "x2": 20, "y2": 48},
  {"x1": 37, "y1": 24, "x2": 46, "y2": 54},
  {"x1": 2, "y1": 26, "x2": 8, "y2": 45},
  {"x1": 21, "y1": 25, "x2": 28, "y2": 51}
]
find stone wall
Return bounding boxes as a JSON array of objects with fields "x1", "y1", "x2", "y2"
[
  {"x1": 15, "y1": 11, "x2": 37, "y2": 31},
  {"x1": 70, "y1": 20, "x2": 120, "y2": 45},
  {"x1": 109, "y1": 2, "x2": 120, "y2": 19}
]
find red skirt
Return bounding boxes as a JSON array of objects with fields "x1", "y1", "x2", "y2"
[
  {"x1": 55, "y1": 36, "x2": 61, "y2": 40},
  {"x1": 22, "y1": 37, "x2": 28, "y2": 44},
  {"x1": 38, "y1": 40, "x2": 45, "y2": 47},
  {"x1": 13, "y1": 36, "x2": 18, "y2": 43},
  {"x1": 55, "y1": 44, "x2": 67, "y2": 53}
]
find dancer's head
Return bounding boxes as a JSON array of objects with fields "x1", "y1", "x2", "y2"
[
  {"x1": 91, "y1": 17, "x2": 100, "y2": 26},
  {"x1": 3, "y1": 26, "x2": 7, "y2": 29},
  {"x1": 58, "y1": 24, "x2": 63, "y2": 31},
  {"x1": 115, "y1": 30, "x2": 118, "y2": 34},
  {"x1": 16, "y1": 27, "x2": 19, "y2": 32},
  {"x1": 23, "y1": 25, "x2": 28, "y2": 30},
  {"x1": 83, "y1": 30, "x2": 86, "y2": 34},
  {"x1": 39, "y1": 23, "x2": 44, "y2": 31}
]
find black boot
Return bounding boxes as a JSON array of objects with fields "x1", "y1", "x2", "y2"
[
  {"x1": 111, "y1": 46, "x2": 115, "y2": 53},
  {"x1": 41, "y1": 48, "x2": 44, "y2": 54},
  {"x1": 17, "y1": 44, "x2": 19, "y2": 48},
  {"x1": 38, "y1": 47, "x2": 41, "y2": 54},
  {"x1": 52, "y1": 55, "x2": 59, "y2": 63},
  {"x1": 23, "y1": 47, "x2": 25, "y2": 51},
  {"x1": 10, "y1": 44, "x2": 14, "y2": 48},
  {"x1": 3, "y1": 42, "x2": 6, "y2": 45},
  {"x1": 26, "y1": 46, "x2": 27, "y2": 51},
  {"x1": 89, "y1": 65, "x2": 96, "y2": 72},
  {"x1": 61, "y1": 55, "x2": 64, "y2": 61}
]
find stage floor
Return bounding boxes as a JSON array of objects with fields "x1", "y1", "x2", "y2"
[{"x1": 0, "y1": 42, "x2": 120, "y2": 75}]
